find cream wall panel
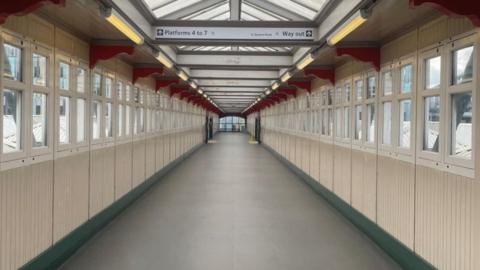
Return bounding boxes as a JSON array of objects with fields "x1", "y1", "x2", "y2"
[
  {"x1": 132, "y1": 140, "x2": 146, "y2": 187},
  {"x1": 377, "y1": 157, "x2": 415, "y2": 249},
  {"x1": 89, "y1": 148, "x2": 115, "y2": 217},
  {"x1": 53, "y1": 152, "x2": 89, "y2": 242},
  {"x1": 333, "y1": 146, "x2": 351, "y2": 203},
  {"x1": 415, "y1": 166, "x2": 476, "y2": 270},
  {"x1": 0, "y1": 161, "x2": 53, "y2": 270},
  {"x1": 351, "y1": 150, "x2": 376, "y2": 221},
  {"x1": 115, "y1": 59, "x2": 133, "y2": 79},
  {"x1": 301, "y1": 139, "x2": 310, "y2": 174},
  {"x1": 146, "y1": 138, "x2": 156, "y2": 179},
  {"x1": 319, "y1": 142, "x2": 334, "y2": 190},
  {"x1": 2, "y1": 15, "x2": 29, "y2": 36},
  {"x1": 381, "y1": 29, "x2": 417, "y2": 64},
  {"x1": 309, "y1": 139, "x2": 319, "y2": 180},
  {"x1": 164, "y1": 135, "x2": 171, "y2": 164},
  {"x1": 115, "y1": 143, "x2": 133, "y2": 200},
  {"x1": 54, "y1": 27, "x2": 75, "y2": 56},
  {"x1": 27, "y1": 15, "x2": 54, "y2": 46},
  {"x1": 156, "y1": 136, "x2": 165, "y2": 171}
]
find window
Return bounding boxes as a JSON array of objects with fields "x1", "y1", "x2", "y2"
[
  {"x1": 345, "y1": 83, "x2": 351, "y2": 102},
  {"x1": 92, "y1": 101, "x2": 101, "y2": 140},
  {"x1": 118, "y1": 104, "x2": 123, "y2": 136},
  {"x1": 382, "y1": 102, "x2": 392, "y2": 145},
  {"x1": 59, "y1": 96, "x2": 70, "y2": 144},
  {"x1": 93, "y1": 73, "x2": 101, "y2": 95},
  {"x1": 32, "y1": 93, "x2": 47, "y2": 148},
  {"x1": 401, "y1": 64, "x2": 413, "y2": 93},
  {"x1": 335, "y1": 108, "x2": 342, "y2": 137},
  {"x1": 450, "y1": 92, "x2": 472, "y2": 159},
  {"x1": 452, "y1": 46, "x2": 474, "y2": 85},
  {"x1": 126, "y1": 85, "x2": 131, "y2": 101},
  {"x1": 59, "y1": 62, "x2": 70, "y2": 90},
  {"x1": 343, "y1": 107, "x2": 349, "y2": 138},
  {"x1": 125, "y1": 106, "x2": 131, "y2": 136},
  {"x1": 355, "y1": 80, "x2": 363, "y2": 100},
  {"x1": 117, "y1": 82, "x2": 123, "y2": 101},
  {"x1": 77, "y1": 98, "x2": 86, "y2": 142},
  {"x1": 105, "y1": 77, "x2": 112, "y2": 98},
  {"x1": 76, "y1": 68, "x2": 86, "y2": 93},
  {"x1": 399, "y1": 99, "x2": 412, "y2": 148},
  {"x1": 32, "y1": 53, "x2": 47, "y2": 87},
  {"x1": 367, "y1": 76, "x2": 376, "y2": 98},
  {"x1": 425, "y1": 56, "x2": 441, "y2": 89},
  {"x1": 355, "y1": 105, "x2": 362, "y2": 140},
  {"x1": 3, "y1": 89, "x2": 22, "y2": 152},
  {"x1": 382, "y1": 71, "x2": 393, "y2": 96},
  {"x1": 366, "y1": 104, "x2": 375, "y2": 143},
  {"x1": 105, "y1": 102, "x2": 113, "y2": 137},
  {"x1": 423, "y1": 96, "x2": 440, "y2": 152},
  {"x1": 3, "y1": 43, "x2": 22, "y2": 81}
]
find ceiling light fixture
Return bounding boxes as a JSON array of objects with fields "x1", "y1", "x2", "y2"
[
  {"x1": 156, "y1": 51, "x2": 174, "y2": 69},
  {"x1": 272, "y1": 82, "x2": 280, "y2": 90},
  {"x1": 280, "y1": 72, "x2": 291, "y2": 83},
  {"x1": 296, "y1": 53, "x2": 315, "y2": 70},
  {"x1": 104, "y1": 9, "x2": 144, "y2": 45},
  {"x1": 327, "y1": 9, "x2": 369, "y2": 46},
  {"x1": 177, "y1": 70, "x2": 188, "y2": 81}
]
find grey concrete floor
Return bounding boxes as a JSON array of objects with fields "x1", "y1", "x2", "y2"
[{"x1": 60, "y1": 132, "x2": 401, "y2": 270}]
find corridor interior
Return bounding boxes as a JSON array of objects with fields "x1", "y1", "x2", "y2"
[{"x1": 60, "y1": 133, "x2": 400, "y2": 270}]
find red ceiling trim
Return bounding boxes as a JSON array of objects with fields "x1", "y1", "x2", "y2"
[
  {"x1": 155, "y1": 78, "x2": 179, "y2": 91},
  {"x1": 336, "y1": 47, "x2": 380, "y2": 71},
  {"x1": 0, "y1": 0, "x2": 65, "y2": 24},
  {"x1": 277, "y1": 87, "x2": 297, "y2": 97},
  {"x1": 409, "y1": 0, "x2": 480, "y2": 27},
  {"x1": 180, "y1": 91, "x2": 195, "y2": 100},
  {"x1": 132, "y1": 67, "x2": 163, "y2": 84},
  {"x1": 287, "y1": 80, "x2": 312, "y2": 93},
  {"x1": 169, "y1": 85, "x2": 189, "y2": 97},
  {"x1": 271, "y1": 92, "x2": 288, "y2": 102},
  {"x1": 304, "y1": 68, "x2": 335, "y2": 85},
  {"x1": 89, "y1": 44, "x2": 135, "y2": 69}
]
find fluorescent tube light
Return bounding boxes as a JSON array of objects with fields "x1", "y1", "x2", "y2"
[
  {"x1": 327, "y1": 10, "x2": 368, "y2": 46},
  {"x1": 296, "y1": 53, "x2": 315, "y2": 70},
  {"x1": 105, "y1": 9, "x2": 144, "y2": 45}
]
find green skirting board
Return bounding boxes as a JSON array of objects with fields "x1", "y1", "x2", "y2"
[
  {"x1": 262, "y1": 143, "x2": 436, "y2": 270},
  {"x1": 20, "y1": 144, "x2": 203, "y2": 270}
]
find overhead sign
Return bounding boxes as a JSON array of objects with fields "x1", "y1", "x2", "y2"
[{"x1": 154, "y1": 27, "x2": 316, "y2": 41}]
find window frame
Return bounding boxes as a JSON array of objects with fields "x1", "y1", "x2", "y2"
[
  {"x1": 54, "y1": 53, "x2": 75, "y2": 152},
  {"x1": 364, "y1": 70, "x2": 378, "y2": 149}
]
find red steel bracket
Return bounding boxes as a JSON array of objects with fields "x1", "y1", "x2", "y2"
[
  {"x1": 132, "y1": 67, "x2": 163, "y2": 84},
  {"x1": 287, "y1": 80, "x2": 312, "y2": 92},
  {"x1": 0, "y1": 0, "x2": 65, "y2": 24},
  {"x1": 180, "y1": 91, "x2": 195, "y2": 100},
  {"x1": 304, "y1": 68, "x2": 335, "y2": 85},
  {"x1": 169, "y1": 85, "x2": 189, "y2": 97},
  {"x1": 336, "y1": 47, "x2": 380, "y2": 71},
  {"x1": 155, "y1": 78, "x2": 179, "y2": 91},
  {"x1": 90, "y1": 44, "x2": 135, "y2": 69},
  {"x1": 277, "y1": 87, "x2": 297, "y2": 97},
  {"x1": 410, "y1": 0, "x2": 480, "y2": 27}
]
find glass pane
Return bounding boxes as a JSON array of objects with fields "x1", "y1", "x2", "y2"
[
  {"x1": 355, "y1": 105, "x2": 362, "y2": 140},
  {"x1": 399, "y1": 99, "x2": 412, "y2": 148},
  {"x1": 401, "y1": 64, "x2": 413, "y2": 93},
  {"x1": 3, "y1": 89, "x2": 22, "y2": 152},
  {"x1": 92, "y1": 101, "x2": 101, "y2": 140},
  {"x1": 77, "y1": 98, "x2": 85, "y2": 142},
  {"x1": 3, "y1": 44, "x2": 22, "y2": 81},
  {"x1": 117, "y1": 82, "x2": 123, "y2": 101},
  {"x1": 134, "y1": 88, "x2": 140, "y2": 103},
  {"x1": 452, "y1": 46, "x2": 474, "y2": 85},
  {"x1": 343, "y1": 107, "x2": 349, "y2": 138},
  {"x1": 105, "y1": 77, "x2": 113, "y2": 98},
  {"x1": 139, "y1": 108, "x2": 144, "y2": 133},
  {"x1": 126, "y1": 106, "x2": 131, "y2": 136},
  {"x1": 366, "y1": 104, "x2": 375, "y2": 143},
  {"x1": 32, "y1": 92, "x2": 47, "y2": 148},
  {"x1": 382, "y1": 102, "x2": 391, "y2": 145},
  {"x1": 93, "y1": 73, "x2": 101, "y2": 95},
  {"x1": 105, "y1": 102, "x2": 113, "y2": 137},
  {"x1": 367, "y1": 76, "x2": 376, "y2": 98},
  {"x1": 382, "y1": 71, "x2": 392, "y2": 96},
  {"x1": 425, "y1": 56, "x2": 441, "y2": 89},
  {"x1": 126, "y1": 85, "x2": 131, "y2": 101},
  {"x1": 76, "y1": 68, "x2": 86, "y2": 93},
  {"x1": 59, "y1": 96, "x2": 70, "y2": 144},
  {"x1": 335, "y1": 108, "x2": 342, "y2": 137},
  {"x1": 344, "y1": 83, "x2": 351, "y2": 102},
  {"x1": 327, "y1": 89, "x2": 333, "y2": 105},
  {"x1": 423, "y1": 96, "x2": 440, "y2": 152},
  {"x1": 32, "y1": 53, "x2": 47, "y2": 87},
  {"x1": 118, "y1": 104, "x2": 123, "y2": 137},
  {"x1": 451, "y1": 92, "x2": 472, "y2": 159},
  {"x1": 355, "y1": 80, "x2": 363, "y2": 100},
  {"x1": 59, "y1": 62, "x2": 70, "y2": 90}
]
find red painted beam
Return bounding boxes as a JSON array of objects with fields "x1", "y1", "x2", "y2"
[
  {"x1": 277, "y1": 87, "x2": 297, "y2": 97},
  {"x1": 304, "y1": 68, "x2": 335, "y2": 85},
  {"x1": 271, "y1": 92, "x2": 288, "y2": 102},
  {"x1": 336, "y1": 47, "x2": 380, "y2": 71},
  {"x1": 180, "y1": 91, "x2": 195, "y2": 100},
  {"x1": 132, "y1": 67, "x2": 163, "y2": 84},
  {"x1": 287, "y1": 80, "x2": 312, "y2": 92},
  {"x1": 155, "y1": 78, "x2": 179, "y2": 91},
  {"x1": 0, "y1": 0, "x2": 65, "y2": 24},
  {"x1": 90, "y1": 44, "x2": 135, "y2": 69},
  {"x1": 410, "y1": 0, "x2": 480, "y2": 26},
  {"x1": 169, "y1": 85, "x2": 189, "y2": 97}
]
